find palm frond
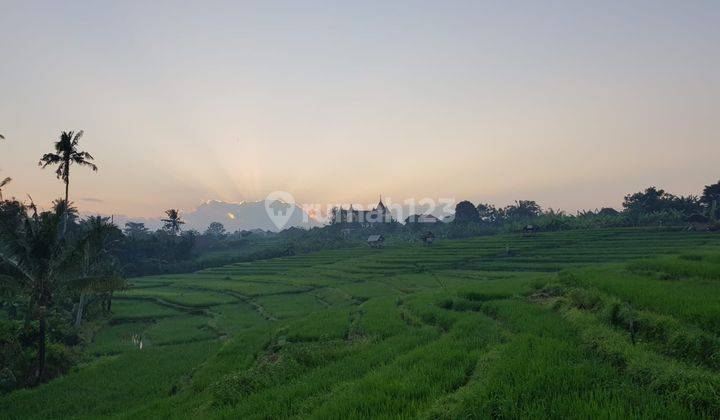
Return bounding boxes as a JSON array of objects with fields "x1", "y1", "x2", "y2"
[{"x1": 38, "y1": 153, "x2": 62, "y2": 168}]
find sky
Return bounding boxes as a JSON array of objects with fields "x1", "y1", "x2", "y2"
[{"x1": 1, "y1": 1, "x2": 719, "y2": 218}]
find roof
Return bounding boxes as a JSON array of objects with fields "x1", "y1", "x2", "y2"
[{"x1": 419, "y1": 214, "x2": 439, "y2": 223}]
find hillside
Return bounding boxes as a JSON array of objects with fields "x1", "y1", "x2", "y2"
[{"x1": 2, "y1": 228, "x2": 720, "y2": 418}]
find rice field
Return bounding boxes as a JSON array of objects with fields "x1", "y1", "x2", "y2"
[{"x1": 2, "y1": 227, "x2": 720, "y2": 419}]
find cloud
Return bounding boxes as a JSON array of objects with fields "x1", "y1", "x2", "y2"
[{"x1": 79, "y1": 197, "x2": 104, "y2": 203}]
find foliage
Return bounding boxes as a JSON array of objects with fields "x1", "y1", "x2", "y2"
[
  {"x1": 701, "y1": 180, "x2": 720, "y2": 219},
  {"x1": 503, "y1": 200, "x2": 542, "y2": 221},
  {"x1": 453, "y1": 200, "x2": 479, "y2": 223},
  {"x1": 37, "y1": 131, "x2": 97, "y2": 205},
  {"x1": 161, "y1": 209, "x2": 185, "y2": 235},
  {"x1": 3, "y1": 228, "x2": 720, "y2": 417},
  {"x1": 204, "y1": 222, "x2": 226, "y2": 238},
  {"x1": 0, "y1": 200, "x2": 124, "y2": 389}
]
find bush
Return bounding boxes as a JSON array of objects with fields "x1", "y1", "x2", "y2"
[{"x1": 42, "y1": 343, "x2": 74, "y2": 381}]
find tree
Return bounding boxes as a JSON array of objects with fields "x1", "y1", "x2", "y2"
[
  {"x1": 622, "y1": 187, "x2": 674, "y2": 214},
  {"x1": 72, "y1": 216, "x2": 125, "y2": 327},
  {"x1": 667, "y1": 195, "x2": 702, "y2": 216},
  {"x1": 205, "y1": 222, "x2": 226, "y2": 238},
  {"x1": 476, "y1": 203, "x2": 502, "y2": 224},
  {"x1": 38, "y1": 131, "x2": 97, "y2": 232},
  {"x1": 504, "y1": 200, "x2": 542, "y2": 220},
  {"x1": 0, "y1": 200, "x2": 79, "y2": 384},
  {"x1": 162, "y1": 209, "x2": 185, "y2": 235},
  {"x1": 0, "y1": 201, "x2": 124, "y2": 383},
  {"x1": 701, "y1": 180, "x2": 720, "y2": 219},
  {"x1": 454, "y1": 201, "x2": 480, "y2": 223}
]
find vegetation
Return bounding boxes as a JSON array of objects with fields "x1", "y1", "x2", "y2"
[
  {"x1": 0, "y1": 199, "x2": 125, "y2": 387},
  {"x1": 1, "y1": 227, "x2": 719, "y2": 417},
  {"x1": 161, "y1": 209, "x2": 185, "y2": 235},
  {"x1": 38, "y1": 131, "x2": 97, "y2": 233}
]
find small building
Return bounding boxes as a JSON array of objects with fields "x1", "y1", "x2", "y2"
[
  {"x1": 421, "y1": 231, "x2": 435, "y2": 246},
  {"x1": 405, "y1": 214, "x2": 441, "y2": 224},
  {"x1": 367, "y1": 234, "x2": 385, "y2": 248},
  {"x1": 522, "y1": 225, "x2": 538, "y2": 236}
]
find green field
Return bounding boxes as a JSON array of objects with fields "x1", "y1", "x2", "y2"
[{"x1": 3, "y1": 227, "x2": 720, "y2": 419}]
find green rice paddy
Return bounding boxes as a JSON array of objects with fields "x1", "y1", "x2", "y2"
[{"x1": 2, "y1": 227, "x2": 720, "y2": 418}]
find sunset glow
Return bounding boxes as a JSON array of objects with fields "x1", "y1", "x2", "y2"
[{"x1": 1, "y1": 2, "x2": 718, "y2": 218}]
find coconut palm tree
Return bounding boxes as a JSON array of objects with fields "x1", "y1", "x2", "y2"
[
  {"x1": 72, "y1": 216, "x2": 125, "y2": 327},
  {"x1": 0, "y1": 200, "x2": 124, "y2": 384},
  {"x1": 0, "y1": 200, "x2": 75, "y2": 384},
  {"x1": 38, "y1": 131, "x2": 97, "y2": 231},
  {"x1": 162, "y1": 209, "x2": 185, "y2": 235}
]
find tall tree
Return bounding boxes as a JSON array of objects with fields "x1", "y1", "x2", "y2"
[
  {"x1": 38, "y1": 131, "x2": 98, "y2": 231},
  {"x1": 204, "y1": 221, "x2": 226, "y2": 238},
  {"x1": 504, "y1": 200, "x2": 542, "y2": 220},
  {"x1": 72, "y1": 216, "x2": 125, "y2": 327},
  {"x1": 701, "y1": 180, "x2": 720, "y2": 219},
  {"x1": 0, "y1": 200, "x2": 80, "y2": 384},
  {"x1": 453, "y1": 201, "x2": 480, "y2": 223},
  {"x1": 622, "y1": 187, "x2": 674, "y2": 214},
  {"x1": 476, "y1": 203, "x2": 502, "y2": 224},
  {"x1": 162, "y1": 209, "x2": 185, "y2": 235},
  {"x1": 0, "y1": 201, "x2": 124, "y2": 383}
]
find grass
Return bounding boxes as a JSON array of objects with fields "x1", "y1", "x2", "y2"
[{"x1": 2, "y1": 227, "x2": 720, "y2": 418}]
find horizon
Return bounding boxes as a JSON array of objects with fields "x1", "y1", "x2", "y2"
[{"x1": 2, "y1": 2, "x2": 719, "y2": 218}]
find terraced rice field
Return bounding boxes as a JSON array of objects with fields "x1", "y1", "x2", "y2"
[{"x1": 3, "y1": 227, "x2": 720, "y2": 418}]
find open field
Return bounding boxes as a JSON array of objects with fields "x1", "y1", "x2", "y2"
[{"x1": 2, "y1": 227, "x2": 720, "y2": 418}]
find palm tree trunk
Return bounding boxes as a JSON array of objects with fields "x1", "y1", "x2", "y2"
[
  {"x1": 63, "y1": 178, "x2": 69, "y2": 234},
  {"x1": 74, "y1": 292, "x2": 86, "y2": 327},
  {"x1": 35, "y1": 309, "x2": 47, "y2": 386}
]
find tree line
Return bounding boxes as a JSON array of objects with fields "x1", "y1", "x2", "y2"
[
  {"x1": 0, "y1": 131, "x2": 123, "y2": 391},
  {"x1": 447, "y1": 183, "x2": 720, "y2": 235}
]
